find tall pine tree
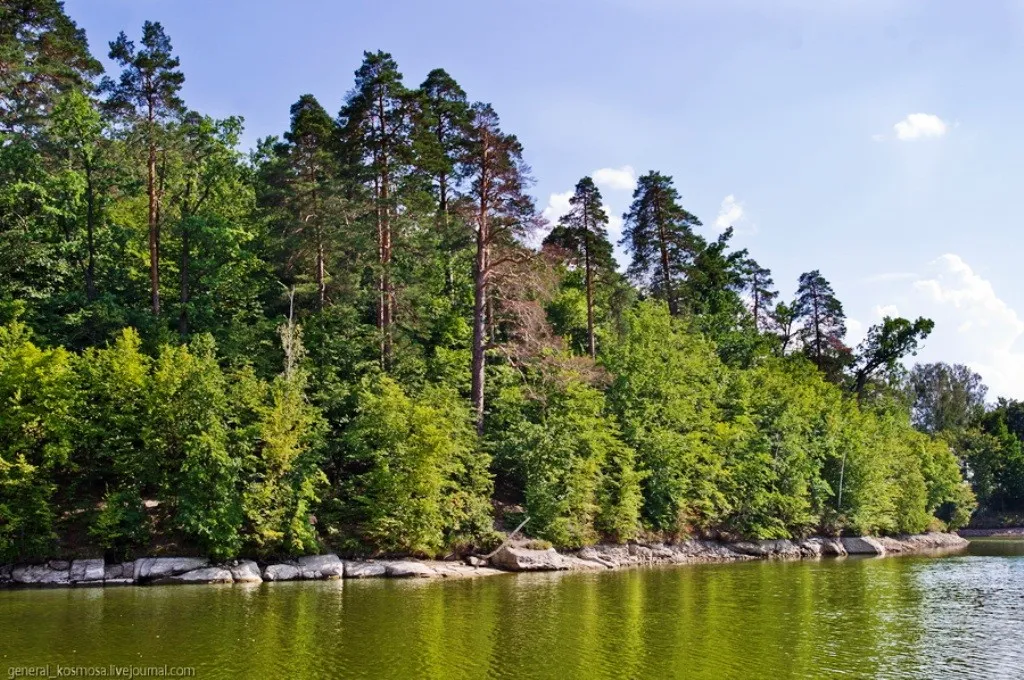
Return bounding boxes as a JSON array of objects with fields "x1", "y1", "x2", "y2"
[
  {"x1": 461, "y1": 103, "x2": 536, "y2": 433},
  {"x1": 101, "y1": 21, "x2": 184, "y2": 316},
  {"x1": 338, "y1": 51, "x2": 413, "y2": 366},
  {"x1": 620, "y1": 171, "x2": 702, "y2": 316},
  {"x1": 413, "y1": 68, "x2": 471, "y2": 224},
  {"x1": 0, "y1": 0, "x2": 101, "y2": 136},
  {"x1": 793, "y1": 270, "x2": 848, "y2": 379},
  {"x1": 543, "y1": 176, "x2": 614, "y2": 358},
  {"x1": 282, "y1": 95, "x2": 336, "y2": 310}
]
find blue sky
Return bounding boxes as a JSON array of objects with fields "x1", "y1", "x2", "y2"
[{"x1": 66, "y1": 0, "x2": 1024, "y2": 398}]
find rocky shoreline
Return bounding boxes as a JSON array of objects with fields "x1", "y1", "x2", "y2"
[{"x1": 0, "y1": 533, "x2": 968, "y2": 588}]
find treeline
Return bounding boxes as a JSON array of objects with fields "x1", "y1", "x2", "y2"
[{"x1": 0, "y1": 2, "x2": 984, "y2": 561}]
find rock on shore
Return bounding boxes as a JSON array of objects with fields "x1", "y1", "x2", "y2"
[
  {"x1": 0, "y1": 533, "x2": 969, "y2": 588},
  {"x1": 491, "y1": 533, "x2": 968, "y2": 572}
]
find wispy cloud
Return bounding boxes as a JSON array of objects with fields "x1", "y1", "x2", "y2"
[
  {"x1": 592, "y1": 165, "x2": 637, "y2": 192},
  {"x1": 893, "y1": 113, "x2": 949, "y2": 141},
  {"x1": 714, "y1": 194, "x2": 757, "y2": 235},
  {"x1": 909, "y1": 254, "x2": 1024, "y2": 399}
]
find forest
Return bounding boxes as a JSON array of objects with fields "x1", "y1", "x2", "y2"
[{"x1": 1, "y1": 1, "x2": 1021, "y2": 563}]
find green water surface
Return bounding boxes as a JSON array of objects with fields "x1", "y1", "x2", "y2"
[{"x1": 2, "y1": 541, "x2": 1021, "y2": 679}]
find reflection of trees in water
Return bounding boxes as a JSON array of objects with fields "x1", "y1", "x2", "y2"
[{"x1": 9, "y1": 556, "x2": 1024, "y2": 679}]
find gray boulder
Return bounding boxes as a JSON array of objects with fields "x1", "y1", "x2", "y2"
[
  {"x1": 0, "y1": 564, "x2": 12, "y2": 583},
  {"x1": 673, "y1": 541, "x2": 746, "y2": 561},
  {"x1": 628, "y1": 544, "x2": 654, "y2": 562},
  {"x1": 731, "y1": 539, "x2": 802, "y2": 558},
  {"x1": 841, "y1": 536, "x2": 886, "y2": 555},
  {"x1": 229, "y1": 560, "x2": 263, "y2": 583},
  {"x1": 577, "y1": 547, "x2": 618, "y2": 568},
  {"x1": 134, "y1": 557, "x2": 209, "y2": 582},
  {"x1": 69, "y1": 559, "x2": 105, "y2": 584},
  {"x1": 103, "y1": 561, "x2": 134, "y2": 585},
  {"x1": 490, "y1": 546, "x2": 568, "y2": 572},
  {"x1": 345, "y1": 561, "x2": 387, "y2": 578},
  {"x1": 799, "y1": 537, "x2": 847, "y2": 557},
  {"x1": 262, "y1": 563, "x2": 301, "y2": 581},
  {"x1": 158, "y1": 567, "x2": 234, "y2": 584},
  {"x1": 385, "y1": 561, "x2": 436, "y2": 578},
  {"x1": 297, "y1": 554, "x2": 345, "y2": 579},
  {"x1": 12, "y1": 563, "x2": 70, "y2": 585}
]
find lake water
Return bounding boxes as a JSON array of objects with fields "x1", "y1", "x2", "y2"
[{"x1": 2, "y1": 540, "x2": 1022, "y2": 679}]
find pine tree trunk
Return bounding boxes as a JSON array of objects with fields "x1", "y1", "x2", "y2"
[
  {"x1": 584, "y1": 214, "x2": 596, "y2": 358},
  {"x1": 147, "y1": 135, "x2": 160, "y2": 316},
  {"x1": 316, "y1": 222, "x2": 325, "y2": 310},
  {"x1": 471, "y1": 159, "x2": 490, "y2": 435},
  {"x1": 377, "y1": 92, "x2": 393, "y2": 367},
  {"x1": 84, "y1": 161, "x2": 96, "y2": 303},
  {"x1": 813, "y1": 295, "x2": 823, "y2": 368},
  {"x1": 178, "y1": 228, "x2": 189, "y2": 336},
  {"x1": 471, "y1": 225, "x2": 488, "y2": 435},
  {"x1": 654, "y1": 193, "x2": 676, "y2": 315},
  {"x1": 312, "y1": 180, "x2": 325, "y2": 311}
]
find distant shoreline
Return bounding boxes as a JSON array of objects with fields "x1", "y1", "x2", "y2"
[{"x1": 959, "y1": 527, "x2": 1024, "y2": 538}]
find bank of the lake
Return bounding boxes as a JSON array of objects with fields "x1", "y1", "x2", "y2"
[
  {"x1": 0, "y1": 533, "x2": 967, "y2": 588},
  {"x1": 0, "y1": 538, "x2": 1017, "y2": 680}
]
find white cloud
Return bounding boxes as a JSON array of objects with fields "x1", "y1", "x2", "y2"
[
  {"x1": 875, "y1": 304, "x2": 900, "y2": 318},
  {"x1": 909, "y1": 254, "x2": 1024, "y2": 399},
  {"x1": 714, "y1": 194, "x2": 758, "y2": 235},
  {"x1": 606, "y1": 206, "x2": 624, "y2": 242},
  {"x1": 714, "y1": 194, "x2": 743, "y2": 231},
  {"x1": 846, "y1": 318, "x2": 865, "y2": 346},
  {"x1": 541, "y1": 190, "x2": 572, "y2": 226},
  {"x1": 893, "y1": 113, "x2": 949, "y2": 141},
  {"x1": 592, "y1": 165, "x2": 636, "y2": 192}
]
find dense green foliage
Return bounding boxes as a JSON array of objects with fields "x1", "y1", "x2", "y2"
[{"x1": 0, "y1": 2, "x2": 993, "y2": 561}]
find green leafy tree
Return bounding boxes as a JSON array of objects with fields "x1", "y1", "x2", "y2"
[
  {"x1": 340, "y1": 376, "x2": 492, "y2": 555},
  {"x1": 147, "y1": 335, "x2": 242, "y2": 559},
  {"x1": 494, "y1": 372, "x2": 642, "y2": 547},
  {"x1": 604, "y1": 302, "x2": 727, "y2": 534},
  {"x1": 908, "y1": 362, "x2": 987, "y2": 435},
  {"x1": 0, "y1": 323, "x2": 76, "y2": 560},
  {"x1": 48, "y1": 90, "x2": 106, "y2": 309},
  {"x1": 241, "y1": 328, "x2": 326, "y2": 556},
  {"x1": 852, "y1": 316, "x2": 934, "y2": 400}
]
